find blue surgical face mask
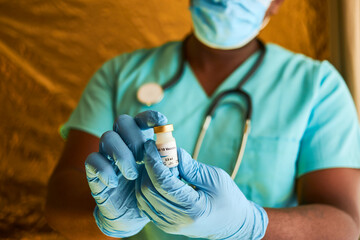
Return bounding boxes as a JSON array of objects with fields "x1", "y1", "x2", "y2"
[{"x1": 190, "y1": 0, "x2": 272, "y2": 50}]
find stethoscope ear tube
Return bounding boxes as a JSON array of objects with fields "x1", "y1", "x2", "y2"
[
  {"x1": 193, "y1": 114, "x2": 252, "y2": 180},
  {"x1": 230, "y1": 119, "x2": 251, "y2": 180},
  {"x1": 193, "y1": 115, "x2": 212, "y2": 160},
  {"x1": 193, "y1": 90, "x2": 252, "y2": 178}
]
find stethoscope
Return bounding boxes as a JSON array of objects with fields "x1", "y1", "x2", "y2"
[{"x1": 137, "y1": 35, "x2": 266, "y2": 179}]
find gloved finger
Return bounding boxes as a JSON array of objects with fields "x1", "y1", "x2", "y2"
[
  {"x1": 99, "y1": 131, "x2": 138, "y2": 180},
  {"x1": 113, "y1": 114, "x2": 146, "y2": 162},
  {"x1": 95, "y1": 181, "x2": 136, "y2": 219},
  {"x1": 94, "y1": 205, "x2": 149, "y2": 237},
  {"x1": 85, "y1": 152, "x2": 119, "y2": 190},
  {"x1": 138, "y1": 168, "x2": 187, "y2": 222},
  {"x1": 136, "y1": 194, "x2": 178, "y2": 234},
  {"x1": 135, "y1": 170, "x2": 178, "y2": 228},
  {"x1": 135, "y1": 171, "x2": 165, "y2": 224},
  {"x1": 134, "y1": 110, "x2": 168, "y2": 130},
  {"x1": 143, "y1": 140, "x2": 198, "y2": 206},
  {"x1": 169, "y1": 166, "x2": 179, "y2": 178},
  {"x1": 178, "y1": 148, "x2": 220, "y2": 192},
  {"x1": 87, "y1": 175, "x2": 107, "y2": 195}
]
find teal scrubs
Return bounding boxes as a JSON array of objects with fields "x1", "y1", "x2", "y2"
[{"x1": 61, "y1": 41, "x2": 360, "y2": 240}]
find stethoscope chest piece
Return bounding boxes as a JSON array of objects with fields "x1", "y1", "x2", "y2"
[{"x1": 137, "y1": 82, "x2": 164, "y2": 106}]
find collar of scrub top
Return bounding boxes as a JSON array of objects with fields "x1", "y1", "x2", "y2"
[
  {"x1": 137, "y1": 35, "x2": 267, "y2": 179},
  {"x1": 137, "y1": 34, "x2": 265, "y2": 109}
]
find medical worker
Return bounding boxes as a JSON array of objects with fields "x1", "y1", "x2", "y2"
[{"x1": 46, "y1": 0, "x2": 360, "y2": 239}]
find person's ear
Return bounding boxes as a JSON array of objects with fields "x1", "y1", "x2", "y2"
[
  {"x1": 261, "y1": 0, "x2": 285, "y2": 29},
  {"x1": 266, "y1": 0, "x2": 285, "y2": 17}
]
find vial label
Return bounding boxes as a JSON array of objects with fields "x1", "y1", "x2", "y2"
[{"x1": 156, "y1": 142, "x2": 178, "y2": 168}]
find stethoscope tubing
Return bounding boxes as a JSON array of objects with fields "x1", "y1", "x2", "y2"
[
  {"x1": 191, "y1": 38, "x2": 266, "y2": 180},
  {"x1": 161, "y1": 35, "x2": 190, "y2": 91},
  {"x1": 144, "y1": 34, "x2": 267, "y2": 180}
]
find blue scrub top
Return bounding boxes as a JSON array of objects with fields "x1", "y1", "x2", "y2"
[{"x1": 61, "y1": 41, "x2": 360, "y2": 240}]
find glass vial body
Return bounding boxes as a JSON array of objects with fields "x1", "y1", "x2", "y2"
[{"x1": 154, "y1": 124, "x2": 178, "y2": 168}]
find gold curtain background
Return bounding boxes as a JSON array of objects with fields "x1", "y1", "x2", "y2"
[
  {"x1": 328, "y1": 0, "x2": 360, "y2": 117},
  {"x1": 0, "y1": 1, "x2": 328, "y2": 239}
]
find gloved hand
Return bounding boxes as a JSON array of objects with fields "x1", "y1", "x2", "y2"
[
  {"x1": 85, "y1": 111, "x2": 167, "y2": 238},
  {"x1": 136, "y1": 140, "x2": 268, "y2": 240}
]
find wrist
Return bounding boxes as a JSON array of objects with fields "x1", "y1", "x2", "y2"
[
  {"x1": 223, "y1": 202, "x2": 268, "y2": 240},
  {"x1": 251, "y1": 202, "x2": 269, "y2": 239}
]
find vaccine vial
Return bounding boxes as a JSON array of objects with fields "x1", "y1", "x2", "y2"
[{"x1": 153, "y1": 124, "x2": 178, "y2": 168}]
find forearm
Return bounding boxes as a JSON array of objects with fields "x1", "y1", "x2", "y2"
[
  {"x1": 263, "y1": 204, "x2": 360, "y2": 240},
  {"x1": 45, "y1": 167, "x2": 117, "y2": 240}
]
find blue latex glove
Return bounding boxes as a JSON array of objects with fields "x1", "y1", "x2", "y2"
[
  {"x1": 136, "y1": 140, "x2": 268, "y2": 239},
  {"x1": 85, "y1": 111, "x2": 167, "y2": 238}
]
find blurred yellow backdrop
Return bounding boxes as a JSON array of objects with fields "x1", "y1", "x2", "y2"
[{"x1": 0, "y1": 0, "x2": 328, "y2": 238}]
